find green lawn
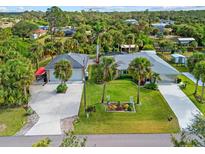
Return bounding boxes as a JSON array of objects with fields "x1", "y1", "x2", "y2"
[
  {"x1": 74, "y1": 79, "x2": 180, "y2": 134},
  {"x1": 178, "y1": 75, "x2": 205, "y2": 114},
  {"x1": 0, "y1": 107, "x2": 27, "y2": 136}
]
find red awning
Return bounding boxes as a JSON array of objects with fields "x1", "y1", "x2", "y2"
[{"x1": 35, "y1": 67, "x2": 46, "y2": 76}]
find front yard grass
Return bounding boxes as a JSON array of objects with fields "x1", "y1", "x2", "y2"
[
  {"x1": 74, "y1": 79, "x2": 180, "y2": 134},
  {"x1": 178, "y1": 75, "x2": 205, "y2": 114},
  {"x1": 0, "y1": 107, "x2": 27, "y2": 136}
]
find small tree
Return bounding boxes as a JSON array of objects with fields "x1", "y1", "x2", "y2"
[
  {"x1": 128, "y1": 57, "x2": 151, "y2": 104},
  {"x1": 32, "y1": 137, "x2": 51, "y2": 147},
  {"x1": 60, "y1": 131, "x2": 87, "y2": 147},
  {"x1": 54, "y1": 60, "x2": 72, "y2": 84},
  {"x1": 171, "y1": 114, "x2": 205, "y2": 147}
]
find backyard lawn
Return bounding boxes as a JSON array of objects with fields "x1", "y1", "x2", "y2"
[
  {"x1": 0, "y1": 107, "x2": 27, "y2": 136},
  {"x1": 178, "y1": 75, "x2": 205, "y2": 114},
  {"x1": 74, "y1": 79, "x2": 180, "y2": 134}
]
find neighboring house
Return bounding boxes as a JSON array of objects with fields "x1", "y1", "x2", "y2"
[
  {"x1": 171, "y1": 54, "x2": 186, "y2": 65},
  {"x1": 177, "y1": 38, "x2": 195, "y2": 45},
  {"x1": 160, "y1": 19, "x2": 175, "y2": 25},
  {"x1": 45, "y1": 53, "x2": 88, "y2": 82},
  {"x1": 121, "y1": 44, "x2": 136, "y2": 52},
  {"x1": 38, "y1": 25, "x2": 49, "y2": 30},
  {"x1": 151, "y1": 23, "x2": 168, "y2": 32},
  {"x1": 31, "y1": 29, "x2": 47, "y2": 39},
  {"x1": 124, "y1": 19, "x2": 139, "y2": 25},
  {"x1": 55, "y1": 27, "x2": 76, "y2": 37},
  {"x1": 112, "y1": 50, "x2": 180, "y2": 82}
]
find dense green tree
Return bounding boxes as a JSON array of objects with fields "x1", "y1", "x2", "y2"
[
  {"x1": 12, "y1": 20, "x2": 38, "y2": 39},
  {"x1": 172, "y1": 114, "x2": 205, "y2": 147},
  {"x1": 1, "y1": 50, "x2": 34, "y2": 106},
  {"x1": 187, "y1": 52, "x2": 205, "y2": 72},
  {"x1": 30, "y1": 42, "x2": 43, "y2": 70}
]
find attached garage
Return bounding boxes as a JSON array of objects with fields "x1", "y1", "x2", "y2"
[{"x1": 45, "y1": 53, "x2": 88, "y2": 82}]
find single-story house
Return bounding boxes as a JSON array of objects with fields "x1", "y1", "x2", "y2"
[
  {"x1": 151, "y1": 23, "x2": 168, "y2": 32},
  {"x1": 121, "y1": 44, "x2": 136, "y2": 52},
  {"x1": 177, "y1": 38, "x2": 195, "y2": 45},
  {"x1": 38, "y1": 25, "x2": 49, "y2": 30},
  {"x1": 45, "y1": 53, "x2": 88, "y2": 82},
  {"x1": 124, "y1": 19, "x2": 139, "y2": 25},
  {"x1": 171, "y1": 54, "x2": 186, "y2": 65},
  {"x1": 160, "y1": 19, "x2": 175, "y2": 25},
  {"x1": 31, "y1": 29, "x2": 47, "y2": 39},
  {"x1": 54, "y1": 27, "x2": 76, "y2": 37},
  {"x1": 112, "y1": 50, "x2": 180, "y2": 82}
]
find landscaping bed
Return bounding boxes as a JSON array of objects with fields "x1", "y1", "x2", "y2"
[
  {"x1": 106, "y1": 102, "x2": 135, "y2": 112},
  {"x1": 74, "y1": 79, "x2": 180, "y2": 134}
]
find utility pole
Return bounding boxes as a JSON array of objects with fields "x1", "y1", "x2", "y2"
[{"x1": 82, "y1": 58, "x2": 87, "y2": 115}]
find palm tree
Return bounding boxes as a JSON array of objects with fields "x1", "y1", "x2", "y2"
[
  {"x1": 199, "y1": 61, "x2": 205, "y2": 102},
  {"x1": 44, "y1": 42, "x2": 55, "y2": 59},
  {"x1": 128, "y1": 57, "x2": 151, "y2": 104},
  {"x1": 193, "y1": 63, "x2": 201, "y2": 95},
  {"x1": 151, "y1": 72, "x2": 161, "y2": 84},
  {"x1": 54, "y1": 60, "x2": 72, "y2": 84},
  {"x1": 101, "y1": 57, "x2": 117, "y2": 103},
  {"x1": 30, "y1": 43, "x2": 43, "y2": 70},
  {"x1": 126, "y1": 34, "x2": 135, "y2": 52}
]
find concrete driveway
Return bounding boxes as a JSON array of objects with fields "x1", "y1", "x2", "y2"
[
  {"x1": 25, "y1": 82, "x2": 83, "y2": 136},
  {"x1": 159, "y1": 83, "x2": 202, "y2": 129}
]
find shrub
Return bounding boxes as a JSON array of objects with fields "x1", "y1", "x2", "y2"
[
  {"x1": 116, "y1": 74, "x2": 133, "y2": 80},
  {"x1": 127, "y1": 106, "x2": 132, "y2": 111},
  {"x1": 86, "y1": 105, "x2": 96, "y2": 113},
  {"x1": 143, "y1": 44, "x2": 155, "y2": 50},
  {"x1": 32, "y1": 137, "x2": 51, "y2": 147},
  {"x1": 26, "y1": 108, "x2": 34, "y2": 116},
  {"x1": 56, "y1": 83, "x2": 68, "y2": 93},
  {"x1": 144, "y1": 83, "x2": 158, "y2": 90}
]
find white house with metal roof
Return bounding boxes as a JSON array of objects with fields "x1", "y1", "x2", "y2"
[
  {"x1": 171, "y1": 54, "x2": 186, "y2": 64},
  {"x1": 45, "y1": 53, "x2": 88, "y2": 82},
  {"x1": 112, "y1": 51, "x2": 180, "y2": 82},
  {"x1": 177, "y1": 38, "x2": 195, "y2": 45}
]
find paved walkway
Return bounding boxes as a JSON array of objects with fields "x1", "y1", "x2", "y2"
[
  {"x1": 25, "y1": 83, "x2": 83, "y2": 136},
  {"x1": 182, "y1": 72, "x2": 203, "y2": 86},
  {"x1": 0, "y1": 134, "x2": 174, "y2": 147},
  {"x1": 158, "y1": 83, "x2": 202, "y2": 129}
]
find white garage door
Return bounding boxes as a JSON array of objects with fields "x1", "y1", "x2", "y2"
[
  {"x1": 48, "y1": 69, "x2": 83, "y2": 82},
  {"x1": 160, "y1": 74, "x2": 177, "y2": 83}
]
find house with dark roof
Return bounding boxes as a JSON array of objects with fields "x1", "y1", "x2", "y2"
[
  {"x1": 45, "y1": 53, "x2": 88, "y2": 82},
  {"x1": 112, "y1": 50, "x2": 180, "y2": 82}
]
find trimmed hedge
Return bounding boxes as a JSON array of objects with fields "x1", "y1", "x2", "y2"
[{"x1": 56, "y1": 83, "x2": 68, "y2": 93}]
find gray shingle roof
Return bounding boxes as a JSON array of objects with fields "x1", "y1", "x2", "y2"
[
  {"x1": 112, "y1": 52, "x2": 179, "y2": 75},
  {"x1": 45, "y1": 53, "x2": 88, "y2": 70}
]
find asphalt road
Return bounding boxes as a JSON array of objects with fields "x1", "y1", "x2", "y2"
[{"x1": 0, "y1": 134, "x2": 174, "y2": 147}]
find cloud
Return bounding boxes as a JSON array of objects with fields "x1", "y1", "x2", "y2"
[{"x1": 0, "y1": 7, "x2": 8, "y2": 12}]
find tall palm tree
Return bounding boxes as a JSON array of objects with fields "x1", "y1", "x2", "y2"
[
  {"x1": 198, "y1": 61, "x2": 205, "y2": 102},
  {"x1": 101, "y1": 57, "x2": 117, "y2": 103},
  {"x1": 128, "y1": 57, "x2": 151, "y2": 104},
  {"x1": 193, "y1": 63, "x2": 201, "y2": 95},
  {"x1": 30, "y1": 43, "x2": 43, "y2": 70}
]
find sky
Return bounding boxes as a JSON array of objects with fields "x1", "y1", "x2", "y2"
[{"x1": 0, "y1": 6, "x2": 205, "y2": 12}]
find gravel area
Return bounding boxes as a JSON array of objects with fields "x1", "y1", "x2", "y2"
[{"x1": 60, "y1": 116, "x2": 76, "y2": 133}]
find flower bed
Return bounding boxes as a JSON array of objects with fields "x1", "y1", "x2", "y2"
[{"x1": 106, "y1": 102, "x2": 135, "y2": 112}]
